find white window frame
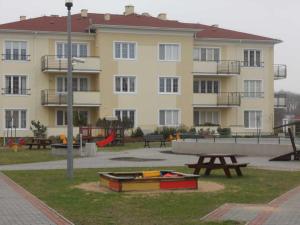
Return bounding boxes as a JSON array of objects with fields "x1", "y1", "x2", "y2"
[
  {"x1": 158, "y1": 43, "x2": 181, "y2": 62},
  {"x1": 3, "y1": 40, "x2": 29, "y2": 62},
  {"x1": 194, "y1": 111, "x2": 220, "y2": 126},
  {"x1": 113, "y1": 109, "x2": 137, "y2": 128},
  {"x1": 113, "y1": 75, "x2": 137, "y2": 94},
  {"x1": 3, "y1": 75, "x2": 29, "y2": 96},
  {"x1": 194, "y1": 79, "x2": 221, "y2": 94},
  {"x1": 158, "y1": 109, "x2": 181, "y2": 127},
  {"x1": 4, "y1": 108, "x2": 28, "y2": 130},
  {"x1": 243, "y1": 49, "x2": 263, "y2": 67},
  {"x1": 244, "y1": 110, "x2": 263, "y2": 129},
  {"x1": 55, "y1": 109, "x2": 90, "y2": 127},
  {"x1": 244, "y1": 80, "x2": 263, "y2": 98},
  {"x1": 56, "y1": 76, "x2": 90, "y2": 93},
  {"x1": 55, "y1": 41, "x2": 90, "y2": 59},
  {"x1": 158, "y1": 76, "x2": 181, "y2": 95},
  {"x1": 113, "y1": 41, "x2": 137, "y2": 60},
  {"x1": 193, "y1": 47, "x2": 221, "y2": 61}
]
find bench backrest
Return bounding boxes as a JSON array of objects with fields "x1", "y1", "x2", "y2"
[
  {"x1": 144, "y1": 135, "x2": 164, "y2": 141},
  {"x1": 180, "y1": 133, "x2": 200, "y2": 139}
]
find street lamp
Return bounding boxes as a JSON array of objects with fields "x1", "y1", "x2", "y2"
[{"x1": 65, "y1": 0, "x2": 73, "y2": 179}]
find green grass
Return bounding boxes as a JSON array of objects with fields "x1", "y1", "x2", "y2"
[
  {"x1": 5, "y1": 167, "x2": 300, "y2": 225},
  {"x1": 0, "y1": 149, "x2": 66, "y2": 165},
  {"x1": 100, "y1": 142, "x2": 171, "y2": 152}
]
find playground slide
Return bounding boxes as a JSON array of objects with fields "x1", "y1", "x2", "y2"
[{"x1": 96, "y1": 132, "x2": 116, "y2": 148}]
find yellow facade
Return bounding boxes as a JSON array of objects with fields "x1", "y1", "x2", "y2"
[{"x1": 0, "y1": 9, "x2": 285, "y2": 137}]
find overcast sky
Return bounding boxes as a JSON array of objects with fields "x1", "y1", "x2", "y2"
[{"x1": 0, "y1": 0, "x2": 298, "y2": 93}]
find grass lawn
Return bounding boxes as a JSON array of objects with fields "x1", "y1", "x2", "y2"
[
  {"x1": 0, "y1": 149, "x2": 66, "y2": 165},
  {"x1": 5, "y1": 167, "x2": 300, "y2": 225}
]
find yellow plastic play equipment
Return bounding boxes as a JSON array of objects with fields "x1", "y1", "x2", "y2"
[
  {"x1": 142, "y1": 171, "x2": 161, "y2": 178},
  {"x1": 59, "y1": 134, "x2": 75, "y2": 144}
]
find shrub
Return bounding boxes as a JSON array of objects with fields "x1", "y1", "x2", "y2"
[
  {"x1": 153, "y1": 127, "x2": 177, "y2": 139},
  {"x1": 177, "y1": 124, "x2": 189, "y2": 133},
  {"x1": 30, "y1": 120, "x2": 47, "y2": 138},
  {"x1": 217, "y1": 127, "x2": 231, "y2": 136},
  {"x1": 189, "y1": 127, "x2": 196, "y2": 133},
  {"x1": 131, "y1": 127, "x2": 144, "y2": 137}
]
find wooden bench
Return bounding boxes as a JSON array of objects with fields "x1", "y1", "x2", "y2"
[
  {"x1": 186, "y1": 154, "x2": 248, "y2": 178},
  {"x1": 26, "y1": 138, "x2": 52, "y2": 149},
  {"x1": 144, "y1": 135, "x2": 166, "y2": 148},
  {"x1": 180, "y1": 133, "x2": 202, "y2": 142}
]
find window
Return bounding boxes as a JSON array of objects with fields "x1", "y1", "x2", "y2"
[
  {"x1": 4, "y1": 75, "x2": 27, "y2": 95},
  {"x1": 56, "y1": 110, "x2": 89, "y2": 126},
  {"x1": 4, "y1": 41, "x2": 28, "y2": 61},
  {"x1": 159, "y1": 44, "x2": 180, "y2": 61},
  {"x1": 159, "y1": 110, "x2": 180, "y2": 126},
  {"x1": 56, "y1": 77, "x2": 88, "y2": 92},
  {"x1": 159, "y1": 77, "x2": 179, "y2": 94},
  {"x1": 193, "y1": 80, "x2": 219, "y2": 93},
  {"x1": 244, "y1": 49, "x2": 261, "y2": 67},
  {"x1": 56, "y1": 42, "x2": 88, "y2": 59},
  {"x1": 5, "y1": 109, "x2": 27, "y2": 129},
  {"x1": 193, "y1": 48, "x2": 220, "y2": 61},
  {"x1": 244, "y1": 80, "x2": 263, "y2": 98},
  {"x1": 114, "y1": 110, "x2": 135, "y2": 128},
  {"x1": 194, "y1": 111, "x2": 219, "y2": 126},
  {"x1": 114, "y1": 42, "x2": 136, "y2": 59},
  {"x1": 244, "y1": 111, "x2": 262, "y2": 129},
  {"x1": 115, "y1": 76, "x2": 136, "y2": 93}
]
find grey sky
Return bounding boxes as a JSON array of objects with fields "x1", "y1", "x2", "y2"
[{"x1": 0, "y1": 0, "x2": 298, "y2": 93}]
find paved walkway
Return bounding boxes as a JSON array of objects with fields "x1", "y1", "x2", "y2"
[
  {"x1": 0, "y1": 172, "x2": 73, "y2": 225},
  {"x1": 0, "y1": 148, "x2": 300, "y2": 171},
  {"x1": 203, "y1": 185, "x2": 300, "y2": 225}
]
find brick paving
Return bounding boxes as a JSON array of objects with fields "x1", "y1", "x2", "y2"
[
  {"x1": 0, "y1": 172, "x2": 73, "y2": 225},
  {"x1": 203, "y1": 185, "x2": 300, "y2": 225}
]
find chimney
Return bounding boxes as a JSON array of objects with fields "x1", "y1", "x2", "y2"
[
  {"x1": 158, "y1": 13, "x2": 167, "y2": 20},
  {"x1": 211, "y1": 24, "x2": 219, "y2": 28},
  {"x1": 124, "y1": 5, "x2": 134, "y2": 16},
  {"x1": 104, "y1": 13, "x2": 111, "y2": 21},
  {"x1": 142, "y1": 12, "x2": 150, "y2": 17},
  {"x1": 20, "y1": 16, "x2": 26, "y2": 21},
  {"x1": 81, "y1": 9, "x2": 88, "y2": 18}
]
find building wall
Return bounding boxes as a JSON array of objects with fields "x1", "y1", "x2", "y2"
[{"x1": 0, "y1": 28, "x2": 277, "y2": 137}]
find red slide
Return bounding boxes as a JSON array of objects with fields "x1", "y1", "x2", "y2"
[{"x1": 96, "y1": 131, "x2": 116, "y2": 148}]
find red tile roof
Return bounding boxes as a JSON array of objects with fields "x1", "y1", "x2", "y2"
[{"x1": 0, "y1": 13, "x2": 277, "y2": 42}]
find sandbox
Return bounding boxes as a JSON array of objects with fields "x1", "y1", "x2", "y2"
[{"x1": 98, "y1": 171, "x2": 199, "y2": 192}]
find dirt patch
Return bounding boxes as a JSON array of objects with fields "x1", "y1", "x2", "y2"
[{"x1": 74, "y1": 181, "x2": 224, "y2": 194}]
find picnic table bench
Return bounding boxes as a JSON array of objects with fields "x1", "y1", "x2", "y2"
[
  {"x1": 186, "y1": 154, "x2": 248, "y2": 178},
  {"x1": 144, "y1": 135, "x2": 166, "y2": 148},
  {"x1": 26, "y1": 138, "x2": 52, "y2": 149}
]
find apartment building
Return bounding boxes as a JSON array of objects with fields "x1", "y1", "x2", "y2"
[{"x1": 0, "y1": 5, "x2": 287, "y2": 137}]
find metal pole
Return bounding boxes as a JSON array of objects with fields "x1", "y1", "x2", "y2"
[{"x1": 66, "y1": 1, "x2": 73, "y2": 179}]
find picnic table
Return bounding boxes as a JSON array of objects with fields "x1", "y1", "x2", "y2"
[
  {"x1": 186, "y1": 154, "x2": 248, "y2": 178},
  {"x1": 26, "y1": 138, "x2": 52, "y2": 150}
]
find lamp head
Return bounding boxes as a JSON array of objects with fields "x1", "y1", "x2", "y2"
[{"x1": 65, "y1": 0, "x2": 73, "y2": 10}]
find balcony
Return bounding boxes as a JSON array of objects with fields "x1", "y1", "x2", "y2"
[
  {"x1": 41, "y1": 89, "x2": 101, "y2": 107},
  {"x1": 274, "y1": 64, "x2": 287, "y2": 80},
  {"x1": 193, "y1": 60, "x2": 240, "y2": 76},
  {"x1": 193, "y1": 92, "x2": 241, "y2": 107},
  {"x1": 274, "y1": 93, "x2": 287, "y2": 108},
  {"x1": 41, "y1": 55, "x2": 101, "y2": 73}
]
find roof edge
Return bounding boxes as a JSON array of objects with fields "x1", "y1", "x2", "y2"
[
  {"x1": 0, "y1": 29, "x2": 94, "y2": 36},
  {"x1": 195, "y1": 37, "x2": 282, "y2": 44}
]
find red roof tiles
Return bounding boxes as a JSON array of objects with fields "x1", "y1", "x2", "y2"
[{"x1": 0, "y1": 13, "x2": 277, "y2": 42}]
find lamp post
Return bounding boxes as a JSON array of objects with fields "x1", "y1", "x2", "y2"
[{"x1": 65, "y1": 0, "x2": 73, "y2": 179}]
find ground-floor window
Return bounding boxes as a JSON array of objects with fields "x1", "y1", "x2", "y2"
[
  {"x1": 5, "y1": 109, "x2": 27, "y2": 129},
  {"x1": 114, "y1": 109, "x2": 135, "y2": 127},
  {"x1": 194, "y1": 111, "x2": 219, "y2": 126},
  {"x1": 244, "y1": 110, "x2": 262, "y2": 129},
  {"x1": 159, "y1": 110, "x2": 180, "y2": 126},
  {"x1": 56, "y1": 110, "x2": 89, "y2": 126}
]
